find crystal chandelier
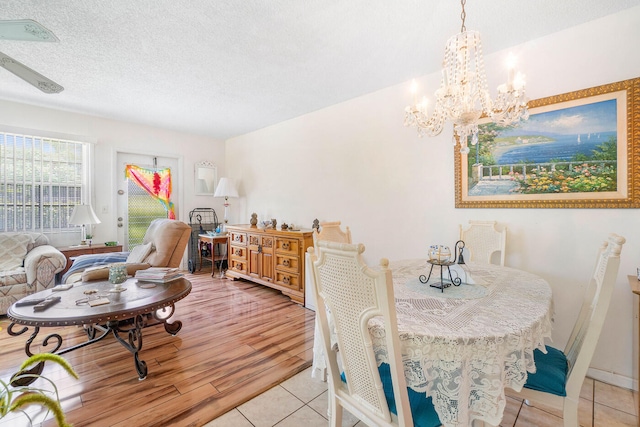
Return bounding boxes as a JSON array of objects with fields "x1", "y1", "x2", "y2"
[{"x1": 404, "y1": 0, "x2": 529, "y2": 153}]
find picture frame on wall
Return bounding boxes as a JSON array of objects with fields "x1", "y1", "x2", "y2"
[{"x1": 455, "y1": 77, "x2": 640, "y2": 208}]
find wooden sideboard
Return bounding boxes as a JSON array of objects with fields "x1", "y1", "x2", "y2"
[{"x1": 225, "y1": 225, "x2": 313, "y2": 305}]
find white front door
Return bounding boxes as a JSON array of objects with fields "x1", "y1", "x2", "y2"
[{"x1": 116, "y1": 153, "x2": 179, "y2": 251}]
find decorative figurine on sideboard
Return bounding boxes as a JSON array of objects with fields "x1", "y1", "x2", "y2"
[
  {"x1": 250, "y1": 213, "x2": 258, "y2": 227},
  {"x1": 281, "y1": 222, "x2": 288, "y2": 230},
  {"x1": 271, "y1": 218, "x2": 277, "y2": 229},
  {"x1": 312, "y1": 218, "x2": 319, "y2": 232}
]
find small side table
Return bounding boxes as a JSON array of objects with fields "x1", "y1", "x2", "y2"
[
  {"x1": 58, "y1": 243, "x2": 123, "y2": 277},
  {"x1": 198, "y1": 234, "x2": 228, "y2": 277},
  {"x1": 628, "y1": 275, "x2": 640, "y2": 426}
]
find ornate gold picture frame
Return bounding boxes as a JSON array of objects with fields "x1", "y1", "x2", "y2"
[{"x1": 455, "y1": 77, "x2": 639, "y2": 208}]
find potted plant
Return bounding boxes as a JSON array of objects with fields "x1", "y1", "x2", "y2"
[{"x1": 1, "y1": 352, "x2": 78, "y2": 427}]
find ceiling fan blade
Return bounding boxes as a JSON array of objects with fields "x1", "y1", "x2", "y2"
[
  {"x1": 0, "y1": 51, "x2": 64, "y2": 94},
  {"x1": 0, "y1": 19, "x2": 59, "y2": 42}
]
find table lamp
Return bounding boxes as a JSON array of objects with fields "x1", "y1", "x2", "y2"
[
  {"x1": 213, "y1": 177, "x2": 238, "y2": 232},
  {"x1": 69, "y1": 204, "x2": 101, "y2": 245}
]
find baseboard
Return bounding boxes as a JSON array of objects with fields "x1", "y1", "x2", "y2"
[{"x1": 587, "y1": 367, "x2": 636, "y2": 391}]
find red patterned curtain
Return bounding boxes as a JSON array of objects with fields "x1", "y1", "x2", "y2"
[{"x1": 125, "y1": 164, "x2": 176, "y2": 219}]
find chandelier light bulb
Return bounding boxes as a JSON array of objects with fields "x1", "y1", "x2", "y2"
[
  {"x1": 513, "y1": 71, "x2": 526, "y2": 91},
  {"x1": 506, "y1": 52, "x2": 517, "y2": 85},
  {"x1": 410, "y1": 79, "x2": 419, "y2": 105},
  {"x1": 418, "y1": 96, "x2": 428, "y2": 114}
]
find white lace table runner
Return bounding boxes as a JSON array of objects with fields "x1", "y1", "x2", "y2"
[{"x1": 369, "y1": 260, "x2": 554, "y2": 427}]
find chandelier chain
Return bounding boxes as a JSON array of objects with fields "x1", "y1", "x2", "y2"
[{"x1": 460, "y1": 0, "x2": 466, "y2": 33}]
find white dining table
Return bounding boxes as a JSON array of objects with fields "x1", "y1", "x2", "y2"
[{"x1": 311, "y1": 259, "x2": 554, "y2": 427}]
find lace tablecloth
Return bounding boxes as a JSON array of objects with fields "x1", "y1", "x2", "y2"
[
  {"x1": 310, "y1": 259, "x2": 553, "y2": 427},
  {"x1": 370, "y1": 260, "x2": 553, "y2": 427}
]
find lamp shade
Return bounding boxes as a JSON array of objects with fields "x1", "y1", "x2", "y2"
[
  {"x1": 214, "y1": 177, "x2": 238, "y2": 198},
  {"x1": 69, "y1": 204, "x2": 101, "y2": 225}
]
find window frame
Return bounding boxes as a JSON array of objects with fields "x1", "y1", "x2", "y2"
[{"x1": 0, "y1": 126, "x2": 95, "y2": 235}]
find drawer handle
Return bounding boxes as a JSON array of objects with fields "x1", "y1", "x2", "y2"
[
  {"x1": 282, "y1": 276, "x2": 290, "y2": 285},
  {"x1": 282, "y1": 242, "x2": 290, "y2": 250},
  {"x1": 235, "y1": 249, "x2": 242, "y2": 256},
  {"x1": 282, "y1": 259, "x2": 290, "y2": 267},
  {"x1": 234, "y1": 235, "x2": 241, "y2": 242}
]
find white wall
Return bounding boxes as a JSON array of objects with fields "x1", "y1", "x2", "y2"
[
  {"x1": 226, "y1": 7, "x2": 640, "y2": 388},
  {"x1": 0, "y1": 100, "x2": 226, "y2": 247}
]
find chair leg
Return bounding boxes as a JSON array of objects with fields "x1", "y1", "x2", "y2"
[
  {"x1": 562, "y1": 398, "x2": 579, "y2": 427},
  {"x1": 329, "y1": 396, "x2": 342, "y2": 427}
]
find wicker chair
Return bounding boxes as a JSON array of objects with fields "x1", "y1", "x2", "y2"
[
  {"x1": 312, "y1": 221, "x2": 352, "y2": 248},
  {"x1": 309, "y1": 241, "x2": 441, "y2": 427},
  {"x1": 514, "y1": 233, "x2": 625, "y2": 426},
  {"x1": 459, "y1": 220, "x2": 507, "y2": 266},
  {"x1": 308, "y1": 221, "x2": 352, "y2": 380}
]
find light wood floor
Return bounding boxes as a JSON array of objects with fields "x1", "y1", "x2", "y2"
[{"x1": 0, "y1": 271, "x2": 315, "y2": 427}]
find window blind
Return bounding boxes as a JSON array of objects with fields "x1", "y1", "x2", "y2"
[{"x1": 0, "y1": 131, "x2": 88, "y2": 233}]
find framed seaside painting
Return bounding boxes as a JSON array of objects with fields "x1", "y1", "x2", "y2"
[{"x1": 454, "y1": 77, "x2": 640, "y2": 208}]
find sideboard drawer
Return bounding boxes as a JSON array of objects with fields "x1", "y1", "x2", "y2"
[
  {"x1": 230, "y1": 245, "x2": 246, "y2": 260},
  {"x1": 276, "y1": 254, "x2": 299, "y2": 273},
  {"x1": 230, "y1": 231, "x2": 247, "y2": 246},
  {"x1": 275, "y1": 271, "x2": 301, "y2": 292},
  {"x1": 276, "y1": 238, "x2": 299, "y2": 256},
  {"x1": 229, "y1": 258, "x2": 248, "y2": 275}
]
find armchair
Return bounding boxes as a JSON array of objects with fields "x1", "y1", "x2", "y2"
[
  {"x1": 63, "y1": 219, "x2": 191, "y2": 283},
  {"x1": 0, "y1": 232, "x2": 66, "y2": 315}
]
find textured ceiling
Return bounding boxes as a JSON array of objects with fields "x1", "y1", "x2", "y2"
[{"x1": 0, "y1": 1, "x2": 638, "y2": 140}]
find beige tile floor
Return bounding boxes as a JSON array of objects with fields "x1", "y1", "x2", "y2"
[{"x1": 205, "y1": 368, "x2": 638, "y2": 427}]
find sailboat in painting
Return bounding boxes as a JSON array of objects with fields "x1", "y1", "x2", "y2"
[{"x1": 577, "y1": 134, "x2": 581, "y2": 143}]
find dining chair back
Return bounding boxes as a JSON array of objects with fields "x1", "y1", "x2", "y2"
[
  {"x1": 515, "y1": 233, "x2": 625, "y2": 427},
  {"x1": 309, "y1": 241, "x2": 440, "y2": 427},
  {"x1": 459, "y1": 220, "x2": 506, "y2": 266},
  {"x1": 312, "y1": 221, "x2": 352, "y2": 247},
  {"x1": 309, "y1": 221, "x2": 352, "y2": 378}
]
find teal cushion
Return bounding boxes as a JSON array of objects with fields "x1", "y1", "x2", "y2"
[
  {"x1": 524, "y1": 345, "x2": 568, "y2": 397},
  {"x1": 341, "y1": 363, "x2": 441, "y2": 427}
]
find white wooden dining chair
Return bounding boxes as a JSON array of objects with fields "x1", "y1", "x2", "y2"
[
  {"x1": 309, "y1": 241, "x2": 441, "y2": 427},
  {"x1": 312, "y1": 221, "x2": 352, "y2": 247},
  {"x1": 515, "y1": 233, "x2": 625, "y2": 427},
  {"x1": 459, "y1": 220, "x2": 507, "y2": 266},
  {"x1": 309, "y1": 221, "x2": 352, "y2": 380}
]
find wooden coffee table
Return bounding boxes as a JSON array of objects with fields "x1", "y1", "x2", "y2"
[{"x1": 6, "y1": 277, "x2": 191, "y2": 383}]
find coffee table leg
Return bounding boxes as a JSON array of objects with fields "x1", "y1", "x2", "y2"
[
  {"x1": 6, "y1": 321, "x2": 110, "y2": 386},
  {"x1": 151, "y1": 304, "x2": 183, "y2": 335},
  {"x1": 110, "y1": 315, "x2": 148, "y2": 380}
]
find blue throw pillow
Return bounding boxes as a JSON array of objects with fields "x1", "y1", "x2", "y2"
[
  {"x1": 524, "y1": 345, "x2": 568, "y2": 397},
  {"x1": 341, "y1": 363, "x2": 441, "y2": 427}
]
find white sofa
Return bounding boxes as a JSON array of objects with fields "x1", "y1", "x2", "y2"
[{"x1": 0, "y1": 232, "x2": 66, "y2": 315}]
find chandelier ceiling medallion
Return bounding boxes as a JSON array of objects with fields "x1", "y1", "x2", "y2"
[{"x1": 404, "y1": 0, "x2": 529, "y2": 153}]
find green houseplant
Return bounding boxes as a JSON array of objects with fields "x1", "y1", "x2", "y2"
[{"x1": 0, "y1": 352, "x2": 78, "y2": 427}]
